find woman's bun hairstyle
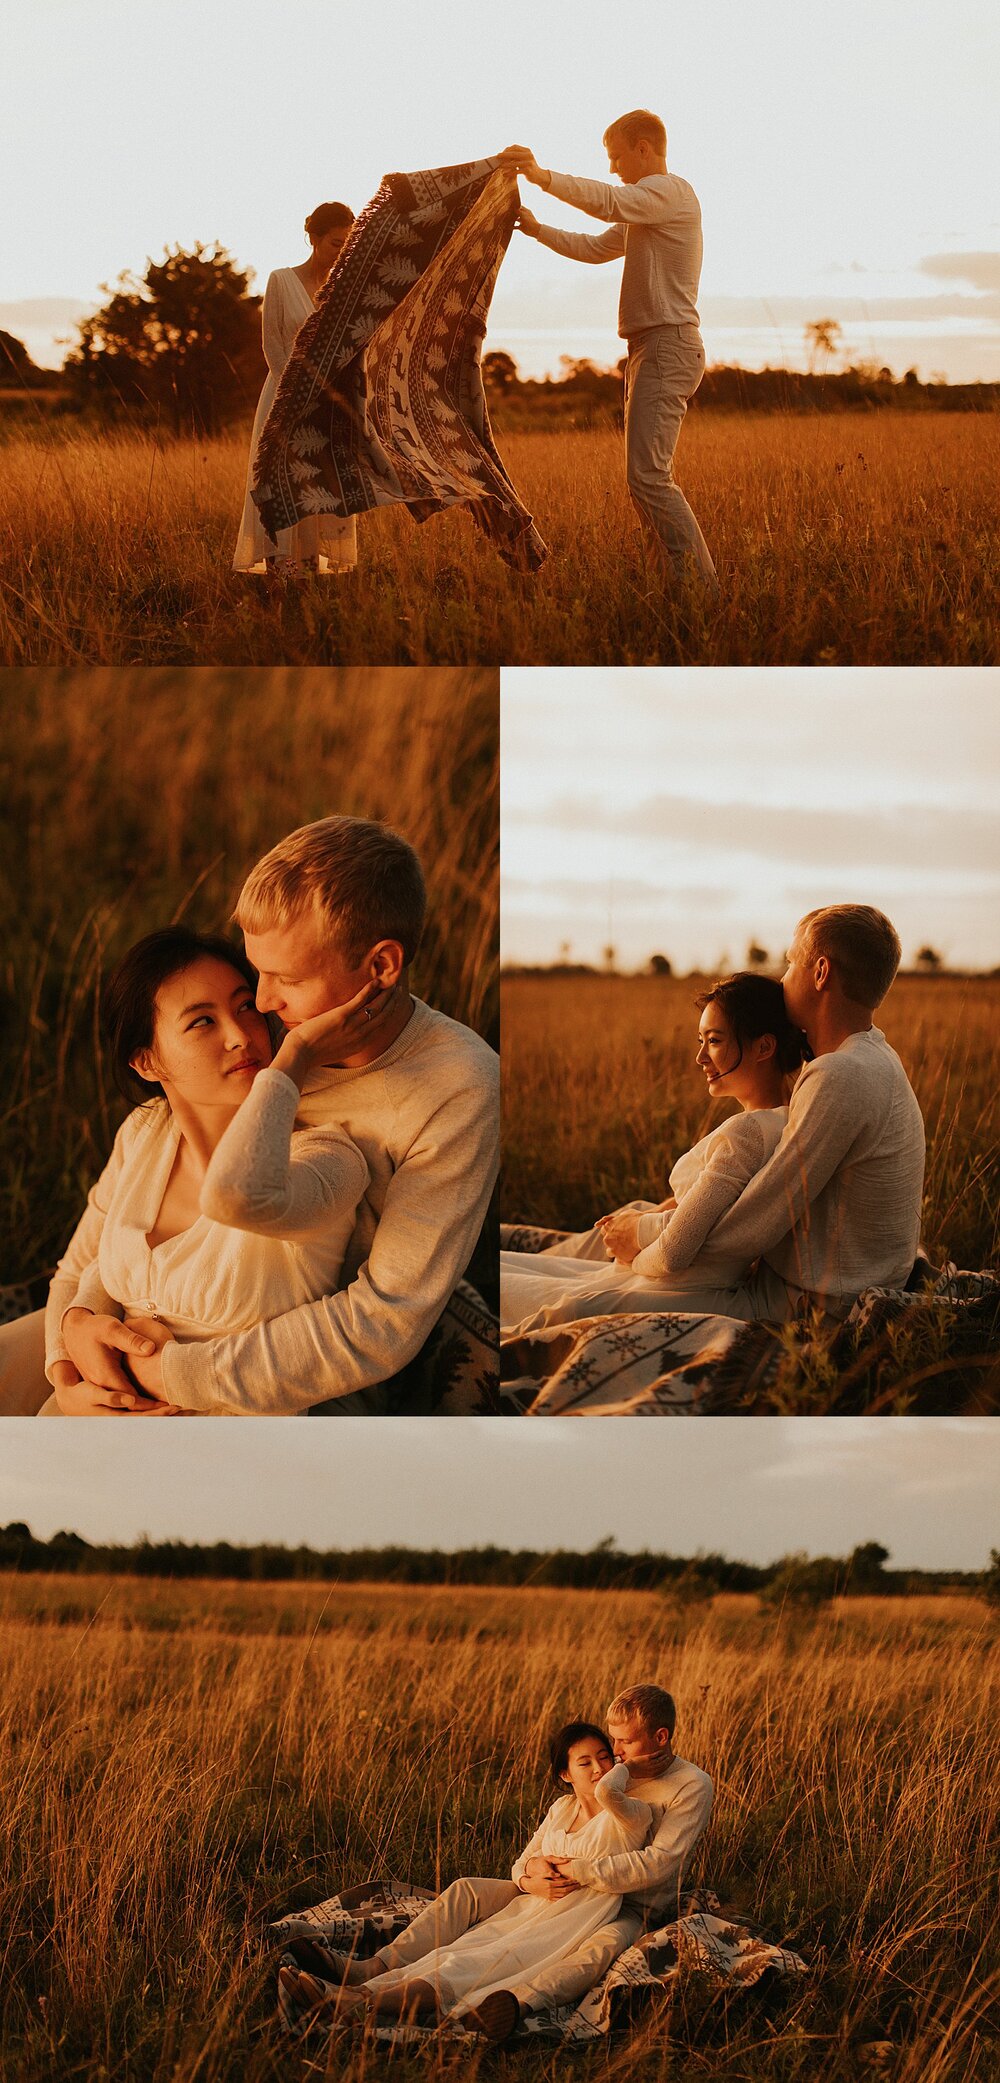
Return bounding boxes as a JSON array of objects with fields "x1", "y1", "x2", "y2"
[{"x1": 305, "y1": 201, "x2": 355, "y2": 242}]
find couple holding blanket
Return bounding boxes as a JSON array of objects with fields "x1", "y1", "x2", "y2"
[
  {"x1": 0, "y1": 816, "x2": 498, "y2": 1417},
  {"x1": 277, "y1": 1682, "x2": 713, "y2": 2043},
  {"x1": 502, "y1": 905, "x2": 926, "y2": 1338}
]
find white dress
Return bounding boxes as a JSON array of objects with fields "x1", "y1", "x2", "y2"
[
  {"x1": 501, "y1": 1107, "x2": 787, "y2": 1335},
  {"x1": 370, "y1": 1763, "x2": 651, "y2": 2018},
  {"x1": 64, "y1": 1068, "x2": 369, "y2": 1410},
  {"x1": 232, "y1": 267, "x2": 358, "y2": 574}
]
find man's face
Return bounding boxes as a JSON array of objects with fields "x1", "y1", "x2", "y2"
[
  {"x1": 607, "y1": 1714, "x2": 666, "y2": 1765},
  {"x1": 244, "y1": 911, "x2": 369, "y2": 1027},
  {"x1": 607, "y1": 137, "x2": 647, "y2": 185},
  {"x1": 781, "y1": 926, "x2": 816, "y2": 1034}
]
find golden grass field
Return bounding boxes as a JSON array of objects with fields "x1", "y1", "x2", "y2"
[
  {"x1": 2, "y1": 1572, "x2": 997, "y2": 2083},
  {"x1": 0, "y1": 666, "x2": 497, "y2": 1291},
  {"x1": 1, "y1": 412, "x2": 997, "y2": 666},
  {"x1": 501, "y1": 973, "x2": 1000, "y2": 1407}
]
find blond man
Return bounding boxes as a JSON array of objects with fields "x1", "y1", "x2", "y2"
[
  {"x1": 282, "y1": 1681, "x2": 712, "y2": 2042},
  {"x1": 499, "y1": 112, "x2": 718, "y2": 594},
  {"x1": 601, "y1": 905, "x2": 926, "y2": 1322},
  {"x1": 5, "y1": 816, "x2": 498, "y2": 1416}
]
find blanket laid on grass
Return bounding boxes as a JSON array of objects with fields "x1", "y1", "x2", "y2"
[
  {"x1": 500, "y1": 1227, "x2": 1000, "y2": 1414},
  {"x1": 253, "y1": 160, "x2": 546, "y2": 571},
  {"x1": 271, "y1": 1881, "x2": 807, "y2": 2047}
]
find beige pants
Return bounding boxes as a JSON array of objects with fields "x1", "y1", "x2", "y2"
[
  {"x1": 371, "y1": 1875, "x2": 638, "y2": 2012},
  {"x1": 0, "y1": 1310, "x2": 52, "y2": 1414},
  {"x1": 624, "y1": 323, "x2": 717, "y2": 589}
]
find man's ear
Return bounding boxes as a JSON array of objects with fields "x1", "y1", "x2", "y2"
[
  {"x1": 813, "y1": 954, "x2": 833, "y2": 993},
  {"x1": 368, "y1": 938, "x2": 406, "y2": 988}
]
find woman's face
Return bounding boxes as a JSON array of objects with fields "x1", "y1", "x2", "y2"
[
  {"x1": 562, "y1": 1734, "x2": 614, "y2": 1798},
  {"x1": 695, "y1": 998, "x2": 757, "y2": 1105},
  {"x1": 136, "y1": 957, "x2": 273, "y2": 1109},
  {"x1": 312, "y1": 224, "x2": 352, "y2": 275}
]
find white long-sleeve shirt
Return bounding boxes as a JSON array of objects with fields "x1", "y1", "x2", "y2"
[
  {"x1": 525, "y1": 169, "x2": 703, "y2": 336},
  {"x1": 46, "y1": 998, "x2": 498, "y2": 1413},
  {"x1": 513, "y1": 1754, "x2": 713, "y2": 1922},
  {"x1": 639, "y1": 1029, "x2": 925, "y2": 1318}
]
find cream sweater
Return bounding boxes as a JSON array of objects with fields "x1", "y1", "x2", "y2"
[
  {"x1": 513, "y1": 1755, "x2": 713, "y2": 1921},
  {"x1": 526, "y1": 169, "x2": 703, "y2": 335},
  {"x1": 642, "y1": 1029, "x2": 925, "y2": 1317},
  {"x1": 46, "y1": 998, "x2": 498, "y2": 1413}
]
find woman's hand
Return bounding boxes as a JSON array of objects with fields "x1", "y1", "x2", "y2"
[
  {"x1": 121, "y1": 1316, "x2": 183, "y2": 1410},
  {"x1": 49, "y1": 1355, "x2": 172, "y2": 1416},
  {"x1": 596, "y1": 1210, "x2": 644, "y2": 1265},
  {"x1": 271, "y1": 979, "x2": 400, "y2": 1090}
]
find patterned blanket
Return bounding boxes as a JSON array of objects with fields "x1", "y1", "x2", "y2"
[
  {"x1": 500, "y1": 1228, "x2": 1000, "y2": 1414},
  {"x1": 253, "y1": 160, "x2": 546, "y2": 571},
  {"x1": 271, "y1": 1880, "x2": 807, "y2": 2047}
]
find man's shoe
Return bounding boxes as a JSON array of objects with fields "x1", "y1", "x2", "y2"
[{"x1": 463, "y1": 1990, "x2": 521, "y2": 2042}]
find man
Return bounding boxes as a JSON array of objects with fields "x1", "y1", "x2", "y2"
[
  {"x1": 601, "y1": 904, "x2": 926, "y2": 1322},
  {"x1": 281, "y1": 1680, "x2": 713, "y2": 2042},
  {"x1": 499, "y1": 111, "x2": 717, "y2": 595},
  {"x1": 4, "y1": 815, "x2": 498, "y2": 1415}
]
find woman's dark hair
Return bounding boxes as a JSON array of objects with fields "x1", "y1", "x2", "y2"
[
  {"x1": 549, "y1": 1722, "x2": 613, "y2": 1784},
  {"x1": 101, "y1": 928, "x2": 261, "y2": 1108},
  {"x1": 695, "y1": 972, "x2": 806, "y2": 1076},
  {"x1": 304, "y1": 200, "x2": 355, "y2": 242}
]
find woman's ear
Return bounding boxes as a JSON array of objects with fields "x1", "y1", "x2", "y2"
[
  {"x1": 130, "y1": 1048, "x2": 159, "y2": 1086},
  {"x1": 756, "y1": 1032, "x2": 778, "y2": 1062}
]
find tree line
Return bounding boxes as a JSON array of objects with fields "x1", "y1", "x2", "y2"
[{"x1": 2, "y1": 1525, "x2": 997, "y2": 1604}]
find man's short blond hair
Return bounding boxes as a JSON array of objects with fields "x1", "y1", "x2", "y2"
[
  {"x1": 607, "y1": 1683, "x2": 676, "y2": 1738},
  {"x1": 797, "y1": 904, "x2": 901, "y2": 1010},
  {"x1": 603, "y1": 108, "x2": 667, "y2": 157},
  {"x1": 236, "y1": 815, "x2": 426, "y2": 965}
]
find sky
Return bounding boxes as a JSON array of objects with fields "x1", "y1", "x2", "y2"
[
  {"x1": 501, "y1": 667, "x2": 1000, "y2": 972},
  {"x1": 1, "y1": 1418, "x2": 998, "y2": 1572},
  {"x1": 2, "y1": 0, "x2": 999, "y2": 382}
]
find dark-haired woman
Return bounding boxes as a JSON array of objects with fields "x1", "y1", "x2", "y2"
[
  {"x1": 281, "y1": 1724, "x2": 651, "y2": 2035},
  {"x1": 501, "y1": 973, "x2": 807, "y2": 1333},
  {"x1": 41, "y1": 929, "x2": 378, "y2": 1415},
  {"x1": 233, "y1": 201, "x2": 359, "y2": 576}
]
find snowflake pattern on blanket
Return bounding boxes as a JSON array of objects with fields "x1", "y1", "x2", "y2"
[
  {"x1": 271, "y1": 1882, "x2": 807, "y2": 2046},
  {"x1": 499, "y1": 1229, "x2": 1000, "y2": 1414},
  {"x1": 253, "y1": 160, "x2": 546, "y2": 570}
]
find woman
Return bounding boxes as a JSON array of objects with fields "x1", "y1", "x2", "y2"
[
  {"x1": 44, "y1": 927, "x2": 389, "y2": 1415},
  {"x1": 233, "y1": 201, "x2": 358, "y2": 577},
  {"x1": 501, "y1": 974, "x2": 806, "y2": 1334},
  {"x1": 280, "y1": 1723, "x2": 651, "y2": 2035}
]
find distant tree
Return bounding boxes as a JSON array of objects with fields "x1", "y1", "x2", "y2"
[
  {"x1": 0, "y1": 331, "x2": 43, "y2": 387},
  {"x1": 916, "y1": 946, "x2": 944, "y2": 973},
  {"x1": 602, "y1": 944, "x2": 618, "y2": 974},
  {"x1": 983, "y1": 1550, "x2": 1000, "y2": 1605},
  {"x1": 746, "y1": 941, "x2": 769, "y2": 969},
  {"x1": 482, "y1": 349, "x2": 519, "y2": 390},
  {"x1": 804, "y1": 317, "x2": 842, "y2": 373},
  {"x1": 847, "y1": 1540, "x2": 890, "y2": 1590},
  {"x1": 761, "y1": 1551, "x2": 844, "y2": 1608},
  {"x1": 648, "y1": 953, "x2": 673, "y2": 977},
  {"x1": 66, "y1": 242, "x2": 262, "y2": 432}
]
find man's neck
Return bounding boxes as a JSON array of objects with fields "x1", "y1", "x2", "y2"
[
  {"x1": 323, "y1": 990, "x2": 416, "y2": 1071},
  {"x1": 806, "y1": 1003, "x2": 874, "y2": 1058}
]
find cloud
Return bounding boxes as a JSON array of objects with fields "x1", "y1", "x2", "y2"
[{"x1": 918, "y1": 252, "x2": 1000, "y2": 292}]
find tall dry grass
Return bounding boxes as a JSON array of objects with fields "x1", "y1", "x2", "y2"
[
  {"x1": 2, "y1": 1574, "x2": 998, "y2": 2082},
  {"x1": 1, "y1": 413, "x2": 997, "y2": 665},
  {"x1": 0, "y1": 667, "x2": 497, "y2": 1287},
  {"x1": 501, "y1": 973, "x2": 1000, "y2": 1272}
]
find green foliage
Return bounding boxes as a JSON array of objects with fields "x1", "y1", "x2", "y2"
[{"x1": 65, "y1": 243, "x2": 262, "y2": 432}]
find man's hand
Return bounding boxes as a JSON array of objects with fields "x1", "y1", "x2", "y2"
[
  {"x1": 517, "y1": 205, "x2": 541, "y2": 237},
  {"x1": 595, "y1": 1210, "x2": 644, "y2": 1265},
  {"x1": 62, "y1": 1309, "x2": 158, "y2": 1398},
  {"x1": 519, "y1": 1855, "x2": 581, "y2": 1900},
  {"x1": 497, "y1": 146, "x2": 550, "y2": 187},
  {"x1": 271, "y1": 979, "x2": 399, "y2": 1089}
]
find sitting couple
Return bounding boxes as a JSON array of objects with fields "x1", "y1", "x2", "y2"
[
  {"x1": 279, "y1": 1682, "x2": 712, "y2": 2042},
  {"x1": 502, "y1": 905, "x2": 926, "y2": 1336},
  {"x1": 0, "y1": 816, "x2": 498, "y2": 1416}
]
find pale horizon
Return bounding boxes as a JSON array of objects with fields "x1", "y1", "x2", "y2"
[{"x1": 2, "y1": 0, "x2": 999, "y2": 385}]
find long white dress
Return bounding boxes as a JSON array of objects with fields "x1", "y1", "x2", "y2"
[
  {"x1": 61, "y1": 1067, "x2": 368, "y2": 1412},
  {"x1": 501, "y1": 1107, "x2": 787, "y2": 1335},
  {"x1": 232, "y1": 267, "x2": 358, "y2": 574},
  {"x1": 369, "y1": 1763, "x2": 651, "y2": 2018}
]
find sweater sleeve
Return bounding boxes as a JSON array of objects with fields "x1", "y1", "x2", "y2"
[
  {"x1": 630, "y1": 1117, "x2": 771, "y2": 1278},
  {"x1": 546, "y1": 169, "x2": 682, "y2": 226},
  {"x1": 200, "y1": 1067, "x2": 369, "y2": 1242},
  {"x1": 563, "y1": 1770, "x2": 712, "y2": 1897},
  {"x1": 43, "y1": 1120, "x2": 133, "y2": 1379},
  {"x1": 160, "y1": 1050, "x2": 499, "y2": 1414},
  {"x1": 592, "y1": 1762, "x2": 653, "y2": 1846},
  {"x1": 658, "y1": 1058, "x2": 859, "y2": 1275},
  {"x1": 527, "y1": 219, "x2": 626, "y2": 265}
]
